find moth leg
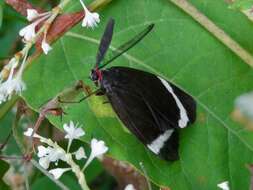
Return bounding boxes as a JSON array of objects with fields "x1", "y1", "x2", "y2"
[
  {"x1": 58, "y1": 88, "x2": 103, "y2": 104},
  {"x1": 30, "y1": 107, "x2": 64, "y2": 153},
  {"x1": 76, "y1": 80, "x2": 92, "y2": 96},
  {"x1": 95, "y1": 90, "x2": 105, "y2": 96}
]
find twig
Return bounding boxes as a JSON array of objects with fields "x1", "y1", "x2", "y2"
[{"x1": 169, "y1": 0, "x2": 253, "y2": 68}]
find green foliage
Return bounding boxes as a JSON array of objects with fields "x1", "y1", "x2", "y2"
[
  {"x1": 0, "y1": 160, "x2": 10, "y2": 190},
  {"x1": 0, "y1": 2, "x2": 3, "y2": 29},
  {"x1": 229, "y1": 0, "x2": 253, "y2": 10},
  {"x1": 31, "y1": 175, "x2": 82, "y2": 190},
  {"x1": 0, "y1": 2, "x2": 25, "y2": 58},
  {"x1": 18, "y1": 0, "x2": 253, "y2": 189}
]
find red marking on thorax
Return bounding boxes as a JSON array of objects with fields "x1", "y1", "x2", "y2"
[{"x1": 95, "y1": 67, "x2": 102, "y2": 81}]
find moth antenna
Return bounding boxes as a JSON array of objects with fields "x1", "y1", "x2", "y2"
[
  {"x1": 139, "y1": 162, "x2": 152, "y2": 190},
  {"x1": 95, "y1": 18, "x2": 115, "y2": 68},
  {"x1": 98, "y1": 23, "x2": 155, "y2": 69}
]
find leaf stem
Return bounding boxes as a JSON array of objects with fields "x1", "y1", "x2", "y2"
[{"x1": 169, "y1": 0, "x2": 253, "y2": 68}]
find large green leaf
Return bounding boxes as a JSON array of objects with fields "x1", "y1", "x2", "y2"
[
  {"x1": 0, "y1": 160, "x2": 10, "y2": 190},
  {"x1": 22, "y1": 0, "x2": 253, "y2": 189},
  {"x1": 31, "y1": 175, "x2": 82, "y2": 190},
  {"x1": 0, "y1": 2, "x2": 3, "y2": 29}
]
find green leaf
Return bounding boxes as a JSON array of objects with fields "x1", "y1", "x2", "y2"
[
  {"x1": 229, "y1": 0, "x2": 253, "y2": 10},
  {"x1": 0, "y1": 3, "x2": 25, "y2": 58},
  {"x1": 31, "y1": 175, "x2": 82, "y2": 190},
  {"x1": 22, "y1": 0, "x2": 253, "y2": 189},
  {"x1": 0, "y1": 160, "x2": 10, "y2": 190},
  {"x1": 0, "y1": 2, "x2": 3, "y2": 29}
]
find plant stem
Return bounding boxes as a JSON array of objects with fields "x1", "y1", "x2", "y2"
[
  {"x1": 89, "y1": 0, "x2": 112, "y2": 10},
  {"x1": 24, "y1": 163, "x2": 30, "y2": 190},
  {"x1": 40, "y1": 137, "x2": 90, "y2": 190},
  {"x1": 31, "y1": 159, "x2": 70, "y2": 190},
  {"x1": 169, "y1": 0, "x2": 253, "y2": 68}
]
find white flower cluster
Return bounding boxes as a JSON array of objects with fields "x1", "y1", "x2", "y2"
[
  {"x1": 19, "y1": 9, "x2": 53, "y2": 54},
  {"x1": 20, "y1": 0, "x2": 100, "y2": 55},
  {"x1": 24, "y1": 121, "x2": 108, "y2": 182},
  {"x1": 0, "y1": 0, "x2": 100, "y2": 106},
  {"x1": 79, "y1": 0, "x2": 100, "y2": 28},
  {"x1": 0, "y1": 54, "x2": 27, "y2": 104}
]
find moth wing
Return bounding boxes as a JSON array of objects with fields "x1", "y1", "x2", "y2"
[{"x1": 101, "y1": 66, "x2": 196, "y2": 160}]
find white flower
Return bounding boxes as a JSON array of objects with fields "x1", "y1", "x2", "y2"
[
  {"x1": 64, "y1": 121, "x2": 85, "y2": 140},
  {"x1": 19, "y1": 22, "x2": 37, "y2": 41},
  {"x1": 64, "y1": 121, "x2": 85, "y2": 153},
  {"x1": 49, "y1": 168, "x2": 71, "y2": 179},
  {"x1": 37, "y1": 145, "x2": 50, "y2": 157},
  {"x1": 26, "y1": 9, "x2": 51, "y2": 22},
  {"x1": 2, "y1": 76, "x2": 26, "y2": 96},
  {"x1": 217, "y1": 181, "x2": 229, "y2": 190},
  {"x1": 90, "y1": 138, "x2": 108, "y2": 158},
  {"x1": 82, "y1": 11, "x2": 100, "y2": 28},
  {"x1": 0, "y1": 48, "x2": 29, "y2": 105},
  {"x1": 24, "y1": 128, "x2": 34, "y2": 137},
  {"x1": 0, "y1": 59, "x2": 25, "y2": 104},
  {"x1": 39, "y1": 157, "x2": 51, "y2": 169},
  {"x1": 23, "y1": 128, "x2": 41, "y2": 138},
  {"x1": 37, "y1": 145, "x2": 66, "y2": 169},
  {"x1": 19, "y1": 14, "x2": 50, "y2": 41},
  {"x1": 124, "y1": 184, "x2": 136, "y2": 190},
  {"x1": 83, "y1": 138, "x2": 108, "y2": 170},
  {"x1": 48, "y1": 148, "x2": 66, "y2": 162},
  {"x1": 41, "y1": 39, "x2": 52, "y2": 54},
  {"x1": 74, "y1": 147, "x2": 86, "y2": 160},
  {"x1": 79, "y1": 0, "x2": 100, "y2": 28},
  {"x1": 26, "y1": 9, "x2": 40, "y2": 21}
]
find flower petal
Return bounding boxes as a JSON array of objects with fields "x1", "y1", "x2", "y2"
[
  {"x1": 63, "y1": 121, "x2": 85, "y2": 140},
  {"x1": 90, "y1": 138, "x2": 108, "y2": 158},
  {"x1": 49, "y1": 168, "x2": 71, "y2": 179},
  {"x1": 39, "y1": 157, "x2": 50, "y2": 169},
  {"x1": 26, "y1": 9, "x2": 39, "y2": 21},
  {"x1": 23, "y1": 128, "x2": 33, "y2": 137},
  {"x1": 124, "y1": 184, "x2": 136, "y2": 190},
  {"x1": 41, "y1": 40, "x2": 52, "y2": 54},
  {"x1": 217, "y1": 181, "x2": 229, "y2": 190},
  {"x1": 74, "y1": 147, "x2": 86, "y2": 160},
  {"x1": 37, "y1": 145, "x2": 50, "y2": 157},
  {"x1": 83, "y1": 139, "x2": 108, "y2": 170},
  {"x1": 47, "y1": 147, "x2": 66, "y2": 162},
  {"x1": 19, "y1": 23, "x2": 36, "y2": 41},
  {"x1": 82, "y1": 12, "x2": 100, "y2": 28},
  {"x1": 23, "y1": 128, "x2": 41, "y2": 138}
]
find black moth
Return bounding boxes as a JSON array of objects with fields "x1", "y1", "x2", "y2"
[{"x1": 88, "y1": 19, "x2": 196, "y2": 161}]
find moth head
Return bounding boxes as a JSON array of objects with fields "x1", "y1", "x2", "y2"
[
  {"x1": 90, "y1": 69, "x2": 98, "y2": 81},
  {"x1": 90, "y1": 69, "x2": 102, "y2": 86}
]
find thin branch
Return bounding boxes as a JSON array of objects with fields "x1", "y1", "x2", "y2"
[{"x1": 169, "y1": 0, "x2": 253, "y2": 68}]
